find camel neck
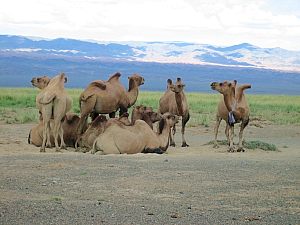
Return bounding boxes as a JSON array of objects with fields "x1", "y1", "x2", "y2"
[
  {"x1": 175, "y1": 92, "x2": 184, "y2": 116},
  {"x1": 158, "y1": 123, "x2": 171, "y2": 151},
  {"x1": 223, "y1": 92, "x2": 236, "y2": 112},
  {"x1": 127, "y1": 85, "x2": 139, "y2": 106}
]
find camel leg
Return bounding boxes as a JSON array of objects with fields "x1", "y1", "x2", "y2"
[
  {"x1": 77, "y1": 97, "x2": 96, "y2": 135},
  {"x1": 213, "y1": 116, "x2": 222, "y2": 148},
  {"x1": 228, "y1": 125, "x2": 235, "y2": 152},
  {"x1": 172, "y1": 126, "x2": 176, "y2": 135},
  {"x1": 59, "y1": 123, "x2": 67, "y2": 150},
  {"x1": 40, "y1": 105, "x2": 52, "y2": 152},
  {"x1": 181, "y1": 113, "x2": 190, "y2": 147},
  {"x1": 169, "y1": 128, "x2": 176, "y2": 147},
  {"x1": 52, "y1": 119, "x2": 62, "y2": 152},
  {"x1": 109, "y1": 112, "x2": 116, "y2": 118},
  {"x1": 225, "y1": 124, "x2": 230, "y2": 145},
  {"x1": 237, "y1": 119, "x2": 249, "y2": 152},
  {"x1": 119, "y1": 107, "x2": 128, "y2": 117}
]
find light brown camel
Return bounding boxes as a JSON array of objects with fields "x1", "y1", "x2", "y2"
[
  {"x1": 131, "y1": 105, "x2": 161, "y2": 129},
  {"x1": 77, "y1": 72, "x2": 144, "y2": 135},
  {"x1": 211, "y1": 80, "x2": 251, "y2": 152},
  {"x1": 91, "y1": 113, "x2": 179, "y2": 155},
  {"x1": 158, "y1": 78, "x2": 190, "y2": 147},
  {"x1": 36, "y1": 73, "x2": 72, "y2": 152},
  {"x1": 75, "y1": 113, "x2": 131, "y2": 152},
  {"x1": 31, "y1": 75, "x2": 73, "y2": 121},
  {"x1": 28, "y1": 113, "x2": 85, "y2": 147}
]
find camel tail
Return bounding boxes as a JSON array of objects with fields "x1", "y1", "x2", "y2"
[
  {"x1": 240, "y1": 84, "x2": 251, "y2": 91},
  {"x1": 28, "y1": 130, "x2": 31, "y2": 144}
]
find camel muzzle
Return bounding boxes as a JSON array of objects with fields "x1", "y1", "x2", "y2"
[{"x1": 210, "y1": 82, "x2": 217, "y2": 90}]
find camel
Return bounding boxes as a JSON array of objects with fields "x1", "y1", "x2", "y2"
[
  {"x1": 158, "y1": 78, "x2": 190, "y2": 147},
  {"x1": 77, "y1": 72, "x2": 144, "y2": 135},
  {"x1": 36, "y1": 73, "x2": 72, "y2": 152},
  {"x1": 131, "y1": 105, "x2": 161, "y2": 129},
  {"x1": 28, "y1": 113, "x2": 86, "y2": 147},
  {"x1": 210, "y1": 80, "x2": 251, "y2": 152},
  {"x1": 75, "y1": 113, "x2": 131, "y2": 152},
  {"x1": 91, "y1": 113, "x2": 179, "y2": 155}
]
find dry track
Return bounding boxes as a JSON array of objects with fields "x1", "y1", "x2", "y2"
[{"x1": 0, "y1": 122, "x2": 299, "y2": 225}]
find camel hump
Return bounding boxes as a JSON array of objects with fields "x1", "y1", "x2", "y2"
[
  {"x1": 107, "y1": 72, "x2": 121, "y2": 82},
  {"x1": 89, "y1": 80, "x2": 106, "y2": 90}
]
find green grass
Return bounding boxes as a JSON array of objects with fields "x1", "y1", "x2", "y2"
[{"x1": 0, "y1": 88, "x2": 299, "y2": 126}]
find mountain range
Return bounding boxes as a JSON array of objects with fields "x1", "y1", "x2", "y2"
[{"x1": 0, "y1": 35, "x2": 300, "y2": 95}]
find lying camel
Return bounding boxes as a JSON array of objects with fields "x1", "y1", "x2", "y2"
[
  {"x1": 75, "y1": 113, "x2": 131, "y2": 152},
  {"x1": 36, "y1": 73, "x2": 72, "y2": 152},
  {"x1": 211, "y1": 80, "x2": 251, "y2": 152},
  {"x1": 131, "y1": 105, "x2": 161, "y2": 129},
  {"x1": 91, "y1": 113, "x2": 179, "y2": 155},
  {"x1": 77, "y1": 72, "x2": 144, "y2": 135},
  {"x1": 28, "y1": 113, "x2": 85, "y2": 147},
  {"x1": 158, "y1": 78, "x2": 190, "y2": 147}
]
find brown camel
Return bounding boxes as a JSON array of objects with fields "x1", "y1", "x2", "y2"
[
  {"x1": 158, "y1": 78, "x2": 190, "y2": 147},
  {"x1": 75, "y1": 113, "x2": 131, "y2": 152},
  {"x1": 36, "y1": 73, "x2": 72, "y2": 152},
  {"x1": 77, "y1": 72, "x2": 144, "y2": 135},
  {"x1": 211, "y1": 80, "x2": 251, "y2": 152},
  {"x1": 91, "y1": 113, "x2": 178, "y2": 155},
  {"x1": 28, "y1": 113, "x2": 86, "y2": 147},
  {"x1": 131, "y1": 105, "x2": 161, "y2": 129}
]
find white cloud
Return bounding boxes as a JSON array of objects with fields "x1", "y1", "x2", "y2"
[{"x1": 0, "y1": 0, "x2": 300, "y2": 50}]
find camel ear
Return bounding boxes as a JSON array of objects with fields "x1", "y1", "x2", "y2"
[
  {"x1": 177, "y1": 77, "x2": 181, "y2": 82},
  {"x1": 64, "y1": 76, "x2": 68, "y2": 83},
  {"x1": 167, "y1": 79, "x2": 172, "y2": 85},
  {"x1": 233, "y1": 80, "x2": 237, "y2": 85},
  {"x1": 158, "y1": 118, "x2": 165, "y2": 134}
]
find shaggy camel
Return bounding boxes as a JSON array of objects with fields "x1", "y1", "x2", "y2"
[
  {"x1": 75, "y1": 113, "x2": 131, "y2": 152},
  {"x1": 77, "y1": 72, "x2": 144, "y2": 135},
  {"x1": 91, "y1": 113, "x2": 179, "y2": 155},
  {"x1": 28, "y1": 113, "x2": 85, "y2": 147},
  {"x1": 131, "y1": 105, "x2": 161, "y2": 129},
  {"x1": 36, "y1": 73, "x2": 72, "y2": 152},
  {"x1": 158, "y1": 78, "x2": 190, "y2": 147},
  {"x1": 211, "y1": 80, "x2": 251, "y2": 152}
]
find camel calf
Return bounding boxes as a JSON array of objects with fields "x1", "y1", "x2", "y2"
[
  {"x1": 131, "y1": 105, "x2": 161, "y2": 129},
  {"x1": 91, "y1": 113, "x2": 179, "y2": 155},
  {"x1": 211, "y1": 80, "x2": 251, "y2": 152},
  {"x1": 28, "y1": 113, "x2": 85, "y2": 148}
]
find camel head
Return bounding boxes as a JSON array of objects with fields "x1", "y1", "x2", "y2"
[
  {"x1": 158, "y1": 113, "x2": 179, "y2": 134},
  {"x1": 118, "y1": 112, "x2": 131, "y2": 125},
  {"x1": 144, "y1": 106, "x2": 161, "y2": 123},
  {"x1": 128, "y1": 74, "x2": 144, "y2": 90},
  {"x1": 210, "y1": 80, "x2": 237, "y2": 94},
  {"x1": 169, "y1": 77, "x2": 186, "y2": 93},
  {"x1": 31, "y1": 76, "x2": 51, "y2": 89}
]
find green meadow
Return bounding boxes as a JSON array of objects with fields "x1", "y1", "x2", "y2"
[{"x1": 0, "y1": 88, "x2": 300, "y2": 126}]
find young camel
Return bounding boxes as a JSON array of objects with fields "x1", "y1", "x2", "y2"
[
  {"x1": 158, "y1": 78, "x2": 190, "y2": 147},
  {"x1": 75, "y1": 113, "x2": 131, "y2": 152},
  {"x1": 131, "y1": 105, "x2": 161, "y2": 129},
  {"x1": 36, "y1": 73, "x2": 72, "y2": 152},
  {"x1": 91, "y1": 113, "x2": 179, "y2": 155},
  {"x1": 28, "y1": 113, "x2": 85, "y2": 148},
  {"x1": 211, "y1": 80, "x2": 251, "y2": 152},
  {"x1": 77, "y1": 72, "x2": 144, "y2": 135}
]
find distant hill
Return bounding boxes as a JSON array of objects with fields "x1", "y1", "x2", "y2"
[{"x1": 0, "y1": 35, "x2": 300, "y2": 95}]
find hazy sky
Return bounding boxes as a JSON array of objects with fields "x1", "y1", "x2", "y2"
[{"x1": 1, "y1": 0, "x2": 300, "y2": 50}]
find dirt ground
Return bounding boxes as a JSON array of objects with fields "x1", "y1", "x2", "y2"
[{"x1": 0, "y1": 122, "x2": 299, "y2": 225}]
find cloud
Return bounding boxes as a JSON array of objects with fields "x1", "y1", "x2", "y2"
[{"x1": 0, "y1": 0, "x2": 300, "y2": 50}]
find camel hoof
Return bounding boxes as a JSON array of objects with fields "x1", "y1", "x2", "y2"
[
  {"x1": 46, "y1": 143, "x2": 51, "y2": 148},
  {"x1": 237, "y1": 147, "x2": 245, "y2": 152},
  {"x1": 228, "y1": 147, "x2": 235, "y2": 153},
  {"x1": 40, "y1": 148, "x2": 45, "y2": 153},
  {"x1": 182, "y1": 142, "x2": 189, "y2": 147},
  {"x1": 90, "y1": 150, "x2": 96, "y2": 154},
  {"x1": 170, "y1": 142, "x2": 176, "y2": 147}
]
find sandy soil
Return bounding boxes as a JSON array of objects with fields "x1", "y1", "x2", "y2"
[{"x1": 0, "y1": 122, "x2": 299, "y2": 225}]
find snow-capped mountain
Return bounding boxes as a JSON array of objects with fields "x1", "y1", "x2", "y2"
[{"x1": 1, "y1": 35, "x2": 299, "y2": 72}]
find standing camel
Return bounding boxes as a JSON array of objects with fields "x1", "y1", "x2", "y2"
[
  {"x1": 36, "y1": 73, "x2": 72, "y2": 152},
  {"x1": 210, "y1": 80, "x2": 251, "y2": 152},
  {"x1": 158, "y1": 78, "x2": 190, "y2": 147},
  {"x1": 77, "y1": 72, "x2": 144, "y2": 135}
]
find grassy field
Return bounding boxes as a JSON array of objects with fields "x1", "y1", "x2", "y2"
[{"x1": 0, "y1": 88, "x2": 300, "y2": 126}]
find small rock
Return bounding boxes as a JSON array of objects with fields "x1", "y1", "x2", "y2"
[
  {"x1": 164, "y1": 159, "x2": 168, "y2": 162},
  {"x1": 42, "y1": 183, "x2": 47, "y2": 186},
  {"x1": 147, "y1": 212, "x2": 154, "y2": 215}
]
